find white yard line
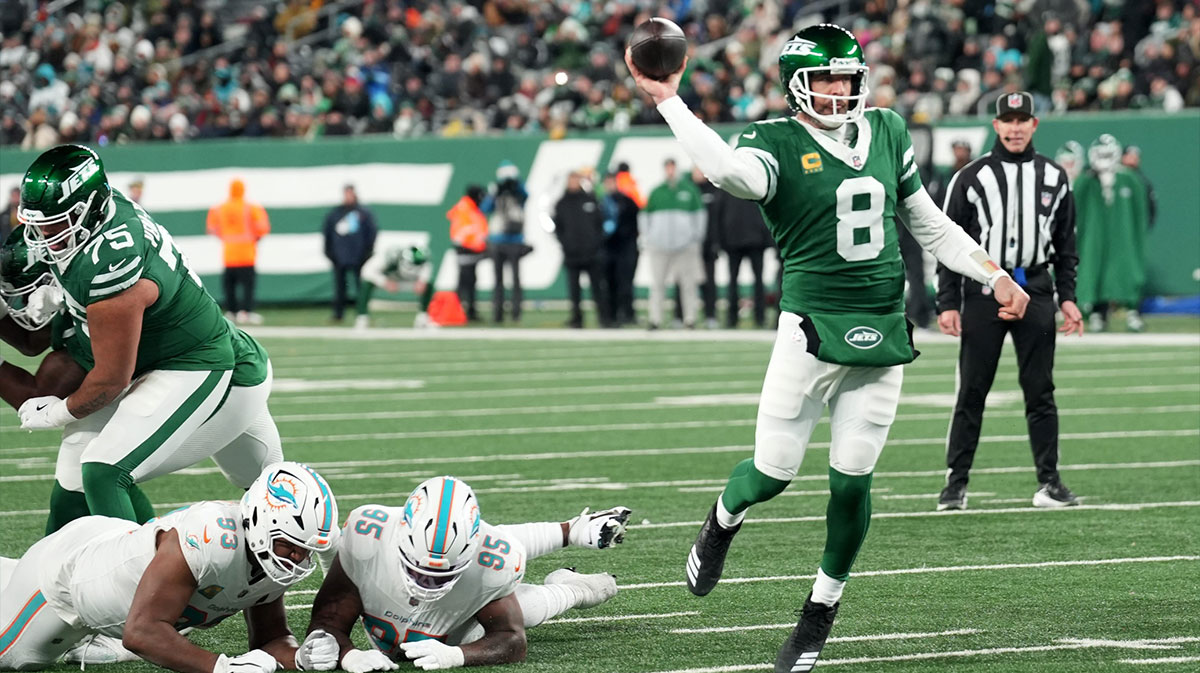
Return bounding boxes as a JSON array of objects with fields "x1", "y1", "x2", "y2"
[
  {"x1": 544, "y1": 611, "x2": 701, "y2": 625},
  {"x1": 670, "y1": 624, "x2": 980, "y2": 637},
  {"x1": 1119, "y1": 656, "x2": 1200, "y2": 665}
]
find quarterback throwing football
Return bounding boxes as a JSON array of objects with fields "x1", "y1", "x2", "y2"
[{"x1": 627, "y1": 23, "x2": 1029, "y2": 673}]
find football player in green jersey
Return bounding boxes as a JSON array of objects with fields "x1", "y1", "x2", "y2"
[
  {"x1": 628, "y1": 23, "x2": 1029, "y2": 672},
  {"x1": 16, "y1": 144, "x2": 284, "y2": 527}
]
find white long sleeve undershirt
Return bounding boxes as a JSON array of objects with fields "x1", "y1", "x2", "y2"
[{"x1": 656, "y1": 95, "x2": 1007, "y2": 288}]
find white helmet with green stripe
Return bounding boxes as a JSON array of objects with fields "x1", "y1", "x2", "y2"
[
  {"x1": 397, "y1": 476, "x2": 482, "y2": 602},
  {"x1": 241, "y1": 462, "x2": 340, "y2": 585}
]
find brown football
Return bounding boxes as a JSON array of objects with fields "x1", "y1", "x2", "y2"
[{"x1": 629, "y1": 18, "x2": 687, "y2": 81}]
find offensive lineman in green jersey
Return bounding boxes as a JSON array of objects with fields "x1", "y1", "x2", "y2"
[
  {"x1": 627, "y1": 24, "x2": 1029, "y2": 672},
  {"x1": 16, "y1": 145, "x2": 284, "y2": 528}
]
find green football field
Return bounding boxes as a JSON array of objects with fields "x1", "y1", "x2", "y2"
[{"x1": 2, "y1": 326, "x2": 1198, "y2": 673}]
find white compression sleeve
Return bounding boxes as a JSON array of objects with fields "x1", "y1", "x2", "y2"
[
  {"x1": 493, "y1": 522, "x2": 563, "y2": 560},
  {"x1": 656, "y1": 96, "x2": 770, "y2": 201},
  {"x1": 900, "y1": 186, "x2": 1008, "y2": 288}
]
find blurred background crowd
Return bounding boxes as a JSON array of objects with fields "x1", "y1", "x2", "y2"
[{"x1": 2, "y1": 0, "x2": 1197, "y2": 149}]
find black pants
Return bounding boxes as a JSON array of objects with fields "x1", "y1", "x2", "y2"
[
  {"x1": 331, "y1": 264, "x2": 363, "y2": 320},
  {"x1": 456, "y1": 261, "x2": 480, "y2": 321},
  {"x1": 491, "y1": 243, "x2": 525, "y2": 322},
  {"x1": 726, "y1": 247, "x2": 767, "y2": 327},
  {"x1": 564, "y1": 258, "x2": 611, "y2": 327},
  {"x1": 222, "y1": 266, "x2": 256, "y2": 313},
  {"x1": 700, "y1": 249, "x2": 718, "y2": 321},
  {"x1": 604, "y1": 238, "x2": 638, "y2": 325},
  {"x1": 899, "y1": 225, "x2": 934, "y2": 329},
  {"x1": 946, "y1": 272, "x2": 1060, "y2": 488}
]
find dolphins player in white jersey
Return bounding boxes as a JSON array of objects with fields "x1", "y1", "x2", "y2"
[
  {"x1": 0, "y1": 462, "x2": 340, "y2": 673},
  {"x1": 301, "y1": 476, "x2": 629, "y2": 671}
]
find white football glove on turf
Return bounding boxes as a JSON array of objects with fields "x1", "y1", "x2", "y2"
[
  {"x1": 340, "y1": 649, "x2": 399, "y2": 673},
  {"x1": 18, "y1": 395, "x2": 76, "y2": 430},
  {"x1": 568, "y1": 506, "x2": 632, "y2": 549},
  {"x1": 295, "y1": 630, "x2": 339, "y2": 671},
  {"x1": 400, "y1": 640, "x2": 465, "y2": 670},
  {"x1": 213, "y1": 650, "x2": 278, "y2": 673}
]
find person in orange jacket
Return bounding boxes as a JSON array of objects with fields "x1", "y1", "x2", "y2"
[
  {"x1": 448, "y1": 184, "x2": 487, "y2": 322},
  {"x1": 206, "y1": 178, "x2": 270, "y2": 324}
]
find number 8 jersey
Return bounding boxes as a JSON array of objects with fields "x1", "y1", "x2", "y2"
[
  {"x1": 338, "y1": 505, "x2": 526, "y2": 656},
  {"x1": 736, "y1": 107, "x2": 923, "y2": 316},
  {"x1": 50, "y1": 190, "x2": 233, "y2": 377}
]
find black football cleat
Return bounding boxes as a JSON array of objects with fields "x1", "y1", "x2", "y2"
[
  {"x1": 685, "y1": 503, "x2": 741, "y2": 596},
  {"x1": 774, "y1": 593, "x2": 839, "y2": 673}
]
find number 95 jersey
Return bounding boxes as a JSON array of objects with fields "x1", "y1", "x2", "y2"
[{"x1": 338, "y1": 505, "x2": 526, "y2": 656}]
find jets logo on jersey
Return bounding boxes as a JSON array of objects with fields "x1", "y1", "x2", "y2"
[
  {"x1": 844, "y1": 326, "x2": 882, "y2": 349},
  {"x1": 780, "y1": 38, "x2": 818, "y2": 57},
  {"x1": 265, "y1": 472, "x2": 301, "y2": 511},
  {"x1": 802, "y1": 153, "x2": 823, "y2": 174},
  {"x1": 59, "y1": 159, "x2": 101, "y2": 203}
]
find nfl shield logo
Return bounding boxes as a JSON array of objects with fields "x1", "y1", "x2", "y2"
[
  {"x1": 1008, "y1": 93, "x2": 1023, "y2": 108},
  {"x1": 1041, "y1": 191, "x2": 1052, "y2": 207},
  {"x1": 852, "y1": 155, "x2": 862, "y2": 168}
]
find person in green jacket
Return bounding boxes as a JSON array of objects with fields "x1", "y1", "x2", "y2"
[{"x1": 638, "y1": 158, "x2": 707, "y2": 329}]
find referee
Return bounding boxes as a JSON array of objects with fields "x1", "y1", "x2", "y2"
[{"x1": 935, "y1": 91, "x2": 1085, "y2": 511}]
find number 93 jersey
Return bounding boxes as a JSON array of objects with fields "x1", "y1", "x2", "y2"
[
  {"x1": 339, "y1": 505, "x2": 526, "y2": 656},
  {"x1": 50, "y1": 189, "x2": 233, "y2": 377},
  {"x1": 735, "y1": 107, "x2": 923, "y2": 316}
]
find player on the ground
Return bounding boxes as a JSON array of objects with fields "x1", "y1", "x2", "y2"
[
  {"x1": 16, "y1": 144, "x2": 280, "y2": 523},
  {"x1": 302, "y1": 476, "x2": 630, "y2": 671},
  {"x1": 354, "y1": 244, "x2": 435, "y2": 330},
  {"x1": 0, "y1": 462, "x2": 340, "y2": 673},
  {"x1": 627, "y1": 23, "x2": 1029, "y2": 673},
  {"x1": 0, "y1": 224, "x2": 284, "y2": 536}
]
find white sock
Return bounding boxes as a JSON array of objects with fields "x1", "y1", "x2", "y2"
[
  {"x1": 811, "y1": 567, "x2": 845, "y2": 606},
  {"x1": 515, "y1": 583, "x2": 581, "y2": 627},
  {"x1": 715, "y1": 496, "x2": 745, "y2": 529}
]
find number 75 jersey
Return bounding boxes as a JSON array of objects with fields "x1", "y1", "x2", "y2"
[
  {"x1": 338, "y1": 505, "x2": 526, "y2": 655},
  {"x1": 50, "y1": 189, "x2": 233, "y2": 377},
  {"x1": 736, "y1": 107, "x2": 923, "y2": 316}
]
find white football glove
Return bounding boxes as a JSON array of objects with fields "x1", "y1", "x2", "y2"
[
  {"x1": 340, "y1": 649, "x2": 399, "y2": 673},
  {"x1": 213, "y1": 650, "x2": 278, "y2": 673},
  {"x1": 18, "y1": 395, "x2": 76, "y2": 430},
  {"x1": 568, "y1": 506, "x2": 632, "y2": 549},
  {"x1": 25, "y1": 284, "x2": 64, "y2": 324},
  {"x1": 400, "y1": 641, "x2": 465, "y2": 670},
  {"x1": 295, "y1": 630, "x2": 339, "y2": 671}
]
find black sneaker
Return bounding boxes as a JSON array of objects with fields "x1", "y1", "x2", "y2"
[
  {"x1": 1033, "y1": 480, "x2": 1079, "y2": 507},
  {"x1": 937, "y1": 483, "x2": 967, "y2": 511},
  {"x1": 685, "y1": 503, "x2": 740, "y2": 596},
  {"x1": 774, "y1": 593, "x2": 839, "y2": 673}
]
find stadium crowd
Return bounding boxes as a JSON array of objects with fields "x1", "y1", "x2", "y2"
[{"x1": 1, "y1": 0, "x2": 1196, "y2": 148}]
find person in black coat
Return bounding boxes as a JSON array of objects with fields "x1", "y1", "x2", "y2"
[
  {"x1": 323, "y1": 184, "x2": 378, "y2": 323},
  {"x1": 600, "y1": 172, "x2": 640, "y2": 326},
  {"x1": 554, "y1": 171, "x2": 612, "y2": 328},
  {"x1": 713, "y1": 189, "x2": 774, "y2": 328}
]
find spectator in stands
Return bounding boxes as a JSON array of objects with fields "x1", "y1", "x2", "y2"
[
  {"x1": 554, "y1": 170, "x2": 611, "y2": 328},
  {"x1": 207, "y1": 178, "x2": 269, "y2": 325},
  {"x1": 601, "y1": 171, "x2": 640, "y2": 327},
  {"x1": 448, "y1": 184, "x2": 488, "y2": 323},
  {"x1": 640, "y1": 159, "x2": 706, "y2": 330},
  {"x1": 483, "y1": 161, "x2": 531, "y2": 324},
  {"x1": 323, "y1": 184, "x2": 378, "y2": 325},
  {"x1": 2, "y1": 186, "x2": 19, "y2": 243}
]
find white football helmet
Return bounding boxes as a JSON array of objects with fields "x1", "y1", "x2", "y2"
[
  {"x1": 241, "y1": 462, "x2": 339, "y2": 585},
  {"x1": 397, "y1": 476, "x2": 482, "y2": 602}
]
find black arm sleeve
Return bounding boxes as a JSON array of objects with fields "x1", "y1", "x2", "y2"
[
  {"x1": 935, "y1": 168, "x2": 975, "y2": 313},
  {"x1": 1050, "y1": 180, "x2": 1078, "y2": 305}
]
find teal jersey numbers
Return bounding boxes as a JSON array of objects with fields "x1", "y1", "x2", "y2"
[
  {"x1": 735, "y1": 108, "x2": 923, "y2": 315},
  {"x1": 52, "y1": 191, "x2": 233, "y2": 377}
]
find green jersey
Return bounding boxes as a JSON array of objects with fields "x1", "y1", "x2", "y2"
[
  {"x1": 52, "y1": 191, "x2": 233, "y2": 377},
  {"x1": 736, "y1": 108, "x2": 923, "y2": 315},
  {"x1": 50, "y1": 312, "x2": 94, "y2": 372}
]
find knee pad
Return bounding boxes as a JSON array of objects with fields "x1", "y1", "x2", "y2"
[
  {"x1": 829, "y1": 436, "x2": 881, "y2": 476},
  {"x1": 754, "y1": 430, "x2": 807, "y2": 481}
]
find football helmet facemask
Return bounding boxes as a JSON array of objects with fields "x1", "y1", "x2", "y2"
[
  {"x1": 0, "y1": 226, "x2": 58, "y2": 330},
  {"x1": 396, "y1": 476, "x2": 482, "y2": 602},
  {"x1": 241, "y1": 462, "x2": 339, "y2": 585},
  {"x1": 19, "y1": 144, "x2": 114, "y2": 266},
  {"x1": 778, "y1": 23, "x2": 870, "y2": 128}
]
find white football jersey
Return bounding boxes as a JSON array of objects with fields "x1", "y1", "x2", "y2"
[
  {"x1": 339, "y1": 505, "x2": 526, "y2": 656},
  {"x1": 47, "y1": 502, "x2": 289, "y2": 637}
]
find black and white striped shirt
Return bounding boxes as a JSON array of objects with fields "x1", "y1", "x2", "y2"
[{"x1": 936, "y1": 140, "x2": 1078, "y2": 310}]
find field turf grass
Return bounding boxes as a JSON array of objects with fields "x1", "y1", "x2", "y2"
[{"x1": 2, "y1": 322, "x2": 1197, "y2": 672}]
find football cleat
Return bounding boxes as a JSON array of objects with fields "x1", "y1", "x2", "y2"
[
  {"x1": 545, "y1": 567, "x2": 618, "y2": 609},
  {"x1": 936, "y1": 483, "x2": 967, "y2": 511},
  {"x1": 774, "y1": 593, "x2": 839, "y2": 673},
  {"x1": 1033, "y1": 480, "x2": 1079, "y2": 508},
  {"x1": 685, "y1": 503, "x2": 741, "y2": 596},
  {"x1": 62, "y1": 634, "x2": 141, "y2": 665},
  {"x1": 568, "y1": 506, "x2": 631, "y2": 549}
]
